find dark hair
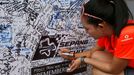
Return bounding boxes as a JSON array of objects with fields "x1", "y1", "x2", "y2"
[{"x1": 84, "y1": 0, "x2": 133, "y2": 37}]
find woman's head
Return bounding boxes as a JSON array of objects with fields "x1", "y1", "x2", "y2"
[{"x1": 81, "y1": 0, "x2": 133, "y2": 38}]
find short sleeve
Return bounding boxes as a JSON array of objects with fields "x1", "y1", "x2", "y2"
[{"x1": 115, "y1": 32, "x2": 134, "y2": 59}]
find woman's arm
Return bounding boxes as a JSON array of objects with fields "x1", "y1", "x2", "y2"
[
  {"x1": 59, "y1": 43, "x2": 104, "y2": 60},
  {"x1": 74, "y1": 43, "x2": 104, "y2": 58}
]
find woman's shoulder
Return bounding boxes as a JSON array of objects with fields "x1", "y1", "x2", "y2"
[
  {"x1": 118, "y1": 23, "x2": 134, "y2": 42},
  {"x1": 120, "y1": 20, "x2": 134, "y2": 35},
  {"x1": 127, "y1": 20, "x2": 134, "y2": 25},
  {"x1": 121, "y1": 25, "x2": 134, "y2": 35}
]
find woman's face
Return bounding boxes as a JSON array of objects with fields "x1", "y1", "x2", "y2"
[{"x1": 81, "y1": 15, "x2": 108, "y2": 39}]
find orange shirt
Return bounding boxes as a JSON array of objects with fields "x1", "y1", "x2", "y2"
[{"x1": 98, "y1": 20, "x2": 134, "y2": 68}]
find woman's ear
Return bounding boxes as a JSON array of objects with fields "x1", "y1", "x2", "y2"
[
  {"x1": 97, "y1": 23, "x2": 106, "y2": 35},
  {"x1": 98, "y1": 23, "x2": 104, "y2": 28}
]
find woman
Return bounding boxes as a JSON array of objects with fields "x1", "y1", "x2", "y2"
[{"x1": 59, "y1": 0, "x2": 134, "y2": 75}]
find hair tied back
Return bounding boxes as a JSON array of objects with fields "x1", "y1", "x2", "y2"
[
  {"x1": 106, "y1": 0, "x2": 115, "y2": 4},
  {"x1": 109, "y1": 0, "x2": 115, "y2": 4}
]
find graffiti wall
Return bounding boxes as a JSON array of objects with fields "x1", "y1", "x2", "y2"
[{"x1": 0, "y1": 0, "x2": 95, "y2": 75}]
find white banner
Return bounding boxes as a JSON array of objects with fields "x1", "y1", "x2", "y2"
[{"x1": 0, "y1": 0, "x2": 94, "y2": 75}]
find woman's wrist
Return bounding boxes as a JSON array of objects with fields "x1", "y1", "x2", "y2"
[{"x1": 78, "y1": 56, "x2": 86, "y2": 64}]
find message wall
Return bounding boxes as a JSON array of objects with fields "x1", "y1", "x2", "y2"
[{"x1": 0, "y1": 0, "x2": 95, "y2": 75}]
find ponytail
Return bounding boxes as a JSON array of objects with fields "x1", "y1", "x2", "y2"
[{"x1": 113, "y1": 0, "x2": 133, "y2": 37}]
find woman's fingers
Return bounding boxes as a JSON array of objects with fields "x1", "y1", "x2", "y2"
[
  {"x1": 58, "y1": 48, "x2": 75, "y2": 60},
  {"x1": 59, "y1": 48, "x2": 69, "y2": 55},
  {"x1": 67, "y1": 62, "x2": 76, "y2": 72},
  {"x1": 60, "y1": 48, "x2": 70, "y2": 52},
  {"x1": 69, "y1": 60, "x2": 74, "y2": 67},
  {"x1": 67, "y1": 60, "x2": 80, "y2": 72},
  {"x1": 70, "y1": 65, "x2": 78, "y2": 72}
]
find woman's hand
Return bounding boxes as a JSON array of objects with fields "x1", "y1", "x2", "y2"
[
  {"x1": 67, "y1": 58, "x2": 81, "y2": 72},
  {"x1": 59, "y1": 48, "x2": 75, "y2": 60}
]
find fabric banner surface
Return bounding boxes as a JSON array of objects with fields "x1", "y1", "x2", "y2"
[{"x1": 0, "y1": 0, "x2": 95, "y2": 75}]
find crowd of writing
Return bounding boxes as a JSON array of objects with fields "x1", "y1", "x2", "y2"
[{"x1": 0, "y1": 0, "x2": 92, "y2": 75}]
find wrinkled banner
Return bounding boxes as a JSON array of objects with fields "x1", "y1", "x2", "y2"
[{"x1": 0, "y1": 0, "x2": 95, "y2": 75}]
